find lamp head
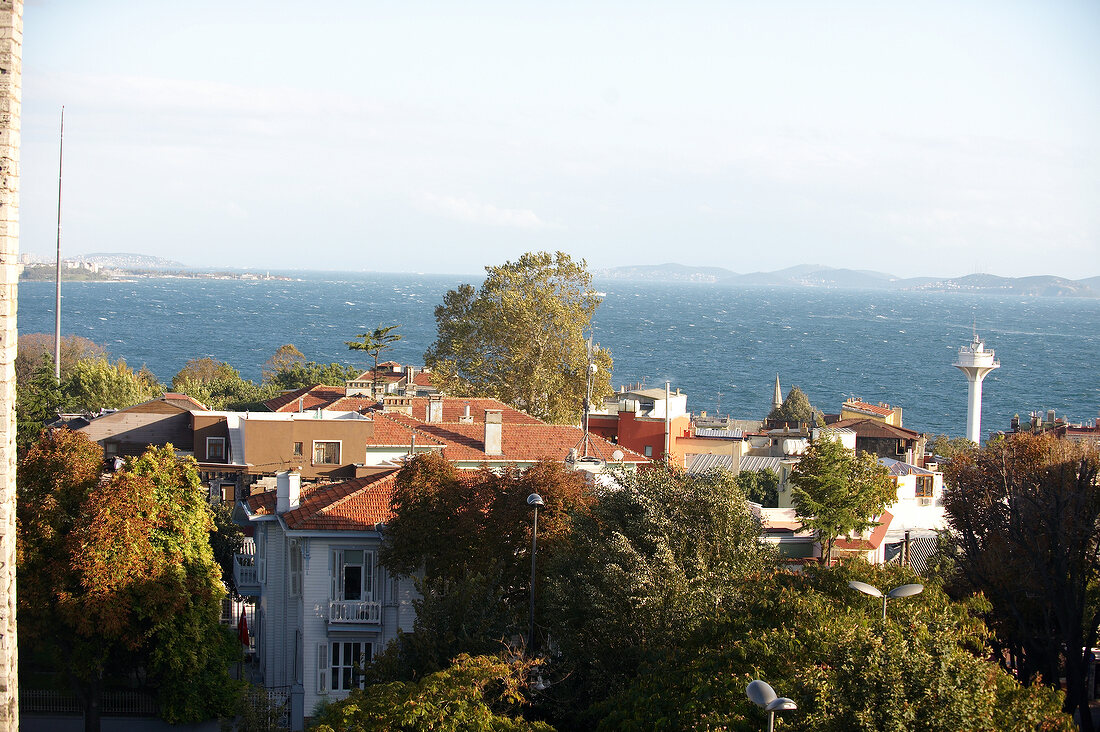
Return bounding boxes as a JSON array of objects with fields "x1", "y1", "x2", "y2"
[
  {"x1": 887, "y1": 583, "x2": 924, "y2": 599},
  {"x1": 746, "y1": 679, "x2": 777, "y2": 708},
  {"x1": 527, "y1": 493, "x2": 545, "y2": 507},
  {"x1": 766, "y1": 697, "x2": 798, "y2": 713},
  {"x1": 848, "y1": 580, "x2": 883, "y2": 598}
]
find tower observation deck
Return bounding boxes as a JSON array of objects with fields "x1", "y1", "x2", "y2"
[{"x1": 953, "y1": 335, "x2": 999, "y2": 443}]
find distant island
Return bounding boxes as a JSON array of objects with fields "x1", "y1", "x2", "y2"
[
  {"x1": 594, "y1": 264, "x2": 1100, "y2": 298},
  {"x1": 19, "y1": 252, "x2": 294, "y2": 283}
]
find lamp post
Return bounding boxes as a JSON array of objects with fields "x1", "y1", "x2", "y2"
[
  {"x1": 848, "y1": 580, "x2": 924, "y2": 620},
  {"x1": 527, "y1": 493, "x2": 544, "y2": 655},
  {"x1": 746, "y1": 679, "x2": 797, "y2": 732}
]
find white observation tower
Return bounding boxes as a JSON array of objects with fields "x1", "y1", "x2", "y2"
[{"x1": 953, "y1": 334, "x2": 999, "y2": 443}]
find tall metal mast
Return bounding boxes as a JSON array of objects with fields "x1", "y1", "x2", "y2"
[{"x1": 53, "y1": 106, "x2": 64, "y2": 381}]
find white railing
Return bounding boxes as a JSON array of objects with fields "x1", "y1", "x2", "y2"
[
  {"x1": 234, "y1": 554, "x2": 264, "y2": 588},
  {"x1": 329, "y1": 600, "x2": 382, "y2": 624}
]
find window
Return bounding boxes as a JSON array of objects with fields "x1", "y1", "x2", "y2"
[
  {"x1": 293, "y1": 441, "x2": 303, "y2": 458},
  {"x1": 290, "y1": 541, "x2": 302, "y2": 597},
  {"x1": 207, "y1": 437, "x2": 226, "y2": 462},
  {"x1": 105, "y1": 441, "x2": 119, "y2": 458},
  {"x1": 319, "y1": 641, "x2": 373, "y2": 693},
  {"x1": 915, "y1": 475, "x2": 934, "y2": 499},
  {"x1": 644, "y1": 445, "x2": 653, "y2": 457},
  {"x1": 313, "y1": 440, "x2": 341, "y2": 465},
  {"x1": 331, "y1": 549, "x2": 375, "y2": 602}
]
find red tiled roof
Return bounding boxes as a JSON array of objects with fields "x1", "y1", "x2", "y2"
[
  {"x1": 244, "y1": 471, "x2": 401, "y2": 531},
  {"x1": 283, "y1": 471, "x2": 400, "y2": 531},
  {"x1": 835, "y1": 511, "x2": 893, "y2": 551},
  {"x1": 828, "y1": 418, "x2": 920, "y2": 440},
  {"x1": 327, "y1": 395, "x2": 381, "y2": 413},
  {"x1": 367, "y1": 414, "x2": 446, "y2": 448},
  {"x1": 409, "y1": 422, "x2": 648, "y2": 464},
  {"x1": 403, "y1": 397, "x2": 544, "y2": 425},
  {"x1": 263, "y1": 384, "x2": 347, "y2": 413},
  {"x1": 413, "y1": 372, "x2": 435, "y2": 386},
  {"x1": 843, "y1": 400, "x2": 895, "y2": 417}
]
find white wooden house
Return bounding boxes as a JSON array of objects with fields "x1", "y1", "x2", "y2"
[{"x1": 235, "y1": 470, "x2": 415, "y2": 727}]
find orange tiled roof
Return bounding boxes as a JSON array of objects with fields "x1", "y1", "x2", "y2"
[
  {"x1": 409, "y1": 422, "x2": 648, "y2": 464},
  {"x1": 843, "y1": 400, "x2": 895, "y2": 417},
  {"x1": 243, "y1": 471, "x2": 401, "y2": 531},
  {"x1": 263, "y1": 384, "x2": 347, "y2": 413},
  {"x1": 402, "y1": 397, "x2": 544, "y2": 425},
  {"x1": 834, "y1": 511, "x2": 893, "y2": 551},
  {"x1": 366, "y1": 413, "x2": 446, "y2": 448}
]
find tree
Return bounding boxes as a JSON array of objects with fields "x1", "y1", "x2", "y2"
[
  {"x1": 261, "y1": 343, "x2": 306, "y2": 382},
  {"x1": 424, "y1": 251, "x2": 612, "y2": 424},
  {"x1": 736, "y1": 467, "x2": 780, "y2": 507},
  {"x1": 378, "y1": 454, "x2": 589, "y2": 679},
  {"x1": 16, "y1": 357, "x2": 71, "y2": 452},
  {"x1": 942, "y1": 433, "x2": 1100, "y2": 730},
  {"x1": 594, "y1": 563, "x2": 1073, "y2": 732},
  {"x1": 171, "y1": 357, "x2": 276, "y2": 410},
  {"x1": 312, "y1": 653, "x2": 554, "y2": 732},
  {"x1": 17, "y1": 437, "x2": 240, "y2": 730},
  {"x1": 62, "y1": 357, "x2": 161, "y2": 413},
  {"x1": 544, "y1": 464, "x2": 775, "y2": 718},
  {"x1": 266, "y1": 360, "x2": 360, "y2": 391},
  {"x1": 15, "y1": 333, "x2": 106, "y2": 387},
  {"x1": 346, "y1": 324, "x2": 402, "y2": 396},
  {"x1": 767, "y1": 385, "x2": 815, "y2": 423},
  {"x1": 927, "y1": 432, "x2": 975, "y2": 463},
  {"x1": 790, "y1": 434, "x2": 895, "y2": 564}
]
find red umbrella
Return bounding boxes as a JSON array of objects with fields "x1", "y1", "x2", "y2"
[{"x1": 238, "y1": 608, "x2": 249, "y2": 646}]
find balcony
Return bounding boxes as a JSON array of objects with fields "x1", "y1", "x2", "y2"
[
  {"x1": 328, "y1": 600, "x2": 382, "y2": 625},
  {"x1": 234, "y1": 554, "x2": 265, "y2": 596}
]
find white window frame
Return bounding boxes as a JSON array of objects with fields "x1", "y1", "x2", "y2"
[
  {"x1": 207, "y1": 437, "x2": 226, "y2": 462},
  {"x1": 313, "y1": 440, "x2": 342, "y2": 465},
  {"x1": 289, "y1": 541, "x2": 303, "y2": 597},
  {"x1": 320, "y1": 640, "x2": 373, "y2": 693},
  {"x1": 330, "y1": 548, "x2": 376, "y2": 602},
  {"x1": 644, "y1": 445, "x2": 653, "y2": 457}
]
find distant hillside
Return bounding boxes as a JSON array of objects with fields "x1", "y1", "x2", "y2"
[
  {"x1": 595, "y1": 264, "x2": 1100, "y2": 297},
  {"x1": 82, "y1": 252, "x2": 187, "y2": 270}
]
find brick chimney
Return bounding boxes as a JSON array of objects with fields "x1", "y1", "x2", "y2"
[
  {"x1": 276, "y1": 470, "x2": 301, "y2": 514},
  {"x1": 427, "y1": 394, "x2": 444, "y2": 423},
  {"x1": 484, "y1": 409, "x2": 503, "y2": 456}
]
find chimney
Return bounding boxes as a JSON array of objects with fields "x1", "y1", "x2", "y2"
[
  {"x1": 276, "y1": 470, "x2": 301, "y2": 514},
  {"x1": 484, "y1": 409, "x2": 503, "y2": 456},
  {"x1": 459, "y1": 403, "x2": 473, "y2": 424},
  {"x1": 427, "y1": 394, "x2": 444, "y2": 423}
]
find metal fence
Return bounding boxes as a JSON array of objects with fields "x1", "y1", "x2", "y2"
[{"x1": 21, "y1": 689, "x2": 159, "y2": 716}]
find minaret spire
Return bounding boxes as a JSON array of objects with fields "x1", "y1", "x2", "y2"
[{"x1": 772, "y1": 373, "x2": 783, "y2": 412}]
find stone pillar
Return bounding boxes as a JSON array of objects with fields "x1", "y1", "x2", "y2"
[{"x1": 0, "y1": 1, "x2": 20, "y2": 728}]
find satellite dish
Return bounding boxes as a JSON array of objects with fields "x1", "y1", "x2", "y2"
[
  {"x1": 746, "y1": 680, "x2": 777, "y2": 708},
  {"x1": 612, "y1": 450, "x2": 624, "y2": 462}
]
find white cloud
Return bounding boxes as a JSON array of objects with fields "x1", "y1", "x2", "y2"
[{"x1": 419, "y1": 193, "x2": 548, "y2": 230}]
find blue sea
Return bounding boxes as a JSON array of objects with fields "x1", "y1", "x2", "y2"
[{"x1": 15, "y1": 272, "x2": 1100, "y2": 439}]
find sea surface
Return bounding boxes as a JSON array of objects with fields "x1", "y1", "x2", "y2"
[{"x1": 16, "y1": 271, "x2": 1100, "y2": 439}]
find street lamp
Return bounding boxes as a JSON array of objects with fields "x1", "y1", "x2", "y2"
[
  {"x1": 527, "y1": 493, "x2": 544, "y2": 655},
  {"x1": 848, "y1": 580, "x2": 924, "y2": 620},
  {"x1": 746, "y1": 679, "x2": 797, "y2": 732}
]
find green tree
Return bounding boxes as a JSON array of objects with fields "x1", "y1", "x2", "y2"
[
  {"x1": 736, "y1": 467, "x2": 780, "y2": 507},
  {"x1": 313, "y1": 653, "x2": 554, "y2": 732},
  {"x1": 62, "y1": 357, "x2": 161, "y2": 413},
  {"x1": 15, "y1": 357, "x2": 71, "y2": 452},
  {"x1": 266, "y1": 361, "x2": 360, "y2": 391},
  {"x1": 927, "y1": 432, "x2": 975, "y2": 463},
  {"x1": 790, "y1": 434, "x2": 896, "y2": 564},
  {"x1": 544, "y1": 464, "x2": 775, "y2": 718},
  {"x1": 768, "y1": 385, "x2": 815, "y2": 422},
  {"x1": 171, "y1": 357, "x2": 277, "y2": 410},
  {"x1": 17, "y1": 437, "x2": 240, "y2": 730},
  {"x1": 346, "y1": 324, "x2": 402, "y2": 396},
  {"x1": 942, "y1": 433, "x2": 1100, "y2": 730},
  {"x1": 15, "y1": 332, "x2": 106, "y2": 387},
  {"x1": 424, "y1": 251, "x2": 612, "y2": 424},
  {"x1": 261, "y1": 344, "x2": 306, "y2": 382},
  {"x1": 594, "y1": 563, "x2": 1073, "y2": 732},
  {"x1": 210, "y1": 501, "x2": 245, "y2": 595}
]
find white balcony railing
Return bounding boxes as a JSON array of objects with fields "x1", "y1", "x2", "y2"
[
  {"x1": 329, "y1": 600, "x2": 382, "y2": 624},
  {"x1": 234, "y1": 554, "x2": 265, "y2": 588}
]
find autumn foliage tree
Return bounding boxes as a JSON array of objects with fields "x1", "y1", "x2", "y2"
[
  {"x1": 943, "y1": 433, "x2": 1100, "y2": 730},
  {"x1": 377, "y1": 453, "x2": 589, "y2": 677},
  {"x1": 17, "y1": 434, "x2": 239, "y2": 730},
  {"x1": 425, "y1": 251, "x2": 612, "y2": 424}
]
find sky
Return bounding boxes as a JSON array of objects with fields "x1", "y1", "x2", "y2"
[{"x1": 17, "y1": 0, "x2": 1100, "y2": 278}]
